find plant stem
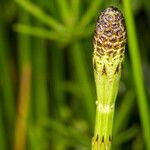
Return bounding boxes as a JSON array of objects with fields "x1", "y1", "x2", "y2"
[
  {"x1": 50, "y1": 46, "x2": 66, "y2": 150},
  {"x1": 15, "y1": 0, "x2": 65, "y2": 32},
  {"x1": 56, "y1": 0, "x2": 70, "y2": 25},
  {"x1": 79, "y1": 0, "x2": 102, "y2": 29},
  {"x1": 14, "y1": 65, "x2": 31, "y2": 150},
  {"x1": 123, "y1": 1, "x2": 150, "y2": 149},
  {"x1": 14, "y1": 24, "x2": 61, "y2": 41},
  {"x1": 32, "y1": 33, "x2": 48, "y2": 121},
  {"x1": 0, "y1": 24, "x2": 15, "y2": 146},
  {"x1": 30, "y1": 2, "x2": 49, "y2": 150},
  {"x1": 92, "y1": 69, "x2": 121, "y2": 150},
  {"x1": 32, "y1": 0, "x2": 49, "y2": 125},
  {"x1": 0, "y1": 108, "x2": 6, "y2": 150},
  {"x1": 71, "y1": 0, "x2": 80, "y2": 24},
  {"x1": 14, "y1": 0, "x2": 32, "y2": 149},
  {"x1": 51, "y1": 46, "x2": 65, "y2": 118}
]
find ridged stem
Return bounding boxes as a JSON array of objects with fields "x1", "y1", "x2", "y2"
[{"x1": 92, "y1": 69, "x2": 121, "y2": 150}]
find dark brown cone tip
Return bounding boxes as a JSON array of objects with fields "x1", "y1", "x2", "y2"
[{"x1": 94, "y1": 6, "x2": 126, "y2": 58}]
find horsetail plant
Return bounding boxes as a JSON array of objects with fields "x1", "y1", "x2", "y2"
[{"x1": 92, "y1": 7, "x2": 127, "y2": 150}]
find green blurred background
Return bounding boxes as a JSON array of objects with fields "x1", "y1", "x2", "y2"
[{"x1": 0, "y1": 0, "x2": 150, "y2": 149}]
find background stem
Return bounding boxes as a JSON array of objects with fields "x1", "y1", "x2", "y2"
[
  {"x1": 14, "y1": 0, "x2": 32, "y2": 149},
  {"x1": 0, "y1": 24, "x2": 15, "y2": 146},
  {"x1": 123, "y1": 0, "x2": 150, "y2": 149}
]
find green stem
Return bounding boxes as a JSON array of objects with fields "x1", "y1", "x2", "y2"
[
  {"x1": 123, "y1": 1, "x2": 150, "y2": 149},
  {"x1": 56, "y1": 0, "x2": 70, "y2": 25},
  {"x1": 79, "y1": 0, "x2": 102, "y2": 29},
  {"x1": 92, "y1": 68, "x2": 121, "y2": 150},
  {"x1": 15, "y1": 0, "x2": 65, "y2": 32},
  {"x1": 31, "y1": 13, "x2": 49, "y2": 150},
  {"x1": 0, "y1": 108, "x2": 6, "y2": 150},
  {"x1": 14, "y1": 24, "x2": 61, "y2": 41},
  {"x1": 93, "y1": 107, "x2": 114, "y2": 150},
  {"x1": 32, "y1": 34, "x2": 48, "y2": 122},
  {"x1": 51, "y1": 47, "x2": 65, "y2": 118},
  {"x1": 32, "y1": 0, "x2": 49, "y2": 124},
  {"x1": 14, "y1": 1, "x2": 32, "y2": 149},
  {"x1": 71, "y1": 0, "x2": 80, "y2": 25},
  {"x1": 0, "y1": 24, "x2": 15, "y2": 146}
]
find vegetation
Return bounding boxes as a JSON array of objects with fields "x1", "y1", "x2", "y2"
[{"x1": 0, "y1": 0, "x2": 150, "y2": 150}]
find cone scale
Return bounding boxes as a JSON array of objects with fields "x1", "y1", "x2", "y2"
[{"x1": 92, "y1": 7, "x2": 127, "y2": 150}]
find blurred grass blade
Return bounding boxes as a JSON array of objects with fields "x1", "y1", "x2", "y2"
[
  {"x1": 14, "y1": 24, "x2": 60, "y2": 41},
  {"x1": 56, "y1": 0, "x2": 70, "y2": 25},
  {"x1": 15, "y1": 0, "x2": 65, "y2": 31},
  {"x1": 123, "y1": 0, "x2": 150, "y2": 149},
  {"x1": 71, "y1": 0, "x2": 80, "y2": 25},
  {"x1": 81, "y1": 24, "x2": 95, "y2": 38},
  {"x1": 79, "y1": 0, "x2": 102, "y2": 28}
]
